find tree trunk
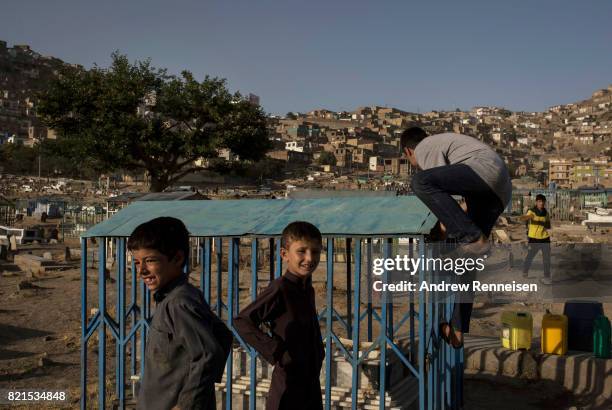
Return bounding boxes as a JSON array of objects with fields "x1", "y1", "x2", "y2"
[{"x1": 149, "y1": 175, "x2": 169, "y2": 192}]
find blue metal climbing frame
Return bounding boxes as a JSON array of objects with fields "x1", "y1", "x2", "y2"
[{"x1": 80, "y1": 198, "x2": 464, "y2": 409}]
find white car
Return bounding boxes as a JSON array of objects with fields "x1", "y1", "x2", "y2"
[{"x1": 21, "y1": 185, "x2": 33, "y2": 192}]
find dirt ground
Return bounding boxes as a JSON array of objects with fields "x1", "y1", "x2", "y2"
[{"x1": 0, "y1": 235, "x2": 610, "y2": 409}]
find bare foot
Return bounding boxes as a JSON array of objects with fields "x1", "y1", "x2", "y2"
[{"x1": 440, "y1": 323, "x2": 463, "y2": 348}]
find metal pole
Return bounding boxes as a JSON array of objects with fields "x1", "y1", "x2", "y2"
[
  {"x1": 409, "y1": 237, "x2": 416, "y2": 365},
  {"x1": 203, "y1": 238, "x2": 211, "y2": 304},
  {"x1": 117, "y1": 238, "x2": 126, "y2": 408},
  {"x1": 235, "y1": 240, "x2": 240, "y2": 313},
  {"x1": 269, "y1": 238, "x2": 275, "y2": 281},
  {"x1": 379, "y1": 238, "x2": 391, "y2": 410},
  {"x1": 225, "y1": 238, "x2": 238, "y2": 410},
  {"x1": 366, "y1": 238, "x2": 373, "y2": 342},
  {"x1": 130, "y1": 259, "x2": 137, "y2": 380},
  {"x1": 324, "y1": 238, "x2": 334, "y2": 410},
  {"x1": 418, "y1": 236, "x2": 426, "y2": 410},
  {"x1": 346, "y1": 238, "x2": 352, "y2": 337},
  {"x1": 216, "y1": 237, "x2": 223, "y2": 317},
  {"x1": 250, "y1": 239, "x2": 258, "y2": 410},
  {"x1": 98, "y1": 238, "x2": 106, "y2": 410},
  {"x1": 275, "y1": 238, "x2": 282, "y2": 279},
  {"x1": 351, "y1": 239, "x2": 362, "y2": 410},
  {"x1": 80, "y1": 238, "x2": 88, "y2": 410}
]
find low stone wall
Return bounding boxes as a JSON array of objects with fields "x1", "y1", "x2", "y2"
[{"x1": 464, "y1": 334, "x2": 612, "y2": 406}]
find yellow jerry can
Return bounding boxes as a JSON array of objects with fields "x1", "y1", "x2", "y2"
[
  {"x1": 501, "y1": 311, "x2": 532, "y2": 350},
  {"x1": 541, "y1": 311, "x2": 568, "y2": 355}
]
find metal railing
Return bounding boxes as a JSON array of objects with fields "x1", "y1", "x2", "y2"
[{"x1": 81, "y1": 235, "x2": 464, "y2": 410}]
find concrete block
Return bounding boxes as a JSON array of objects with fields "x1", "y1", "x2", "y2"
[
  {"x1": 538, "y1": 353, "x2": 612, "y2": 401},
  {"x1": 465, "y1": 335, "x2": 612, "y2": 404},
  {"x1": 464, "y1": 342, "x2": 537, "y2": 378},
  {"x1": 14, "y1": 254, "x2": 57, "y2": 275}
]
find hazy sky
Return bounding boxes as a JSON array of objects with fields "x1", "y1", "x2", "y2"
[{"x1": 2, "y1": 1, "x2": 611, "y2": 115}]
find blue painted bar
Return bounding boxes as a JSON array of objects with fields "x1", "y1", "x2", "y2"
[
  {"x1": 80, "y1": 238, "x2": 88, "y2": 410},
  {"x1": 199, "y1": 242, "x2": 205, "y2": 298},
  {"x1": 225, "y1": 238, "x2": 238, "y2": 410},
  {"x1": 216, "y1": 237, "x2": 223, "y2": 317},
  {"x1": 445, "y1": 288, "x2": 453, "y2": 409},
  {"x1": 98, "y1": 239, "x2": 106, "y2": 410},
  {"x1": 130, "y1": 258, "x2": 137, "y2": 378},
  {"x1": 458, "y1": 347, "x2": 464, "y2": 409},
  {"x1": 431, "y1": 256, "x2": 438, "y2": 410},
  {"x1": 234, "y1": 240, "x2": 240, "y2": 313},
  {"x1": 409, "y1": 238, "x2": 416, "y2": 365},
  {"x1": 183, "y1": 243, "x2": 190, "y2": 274},
  {"x1": 388, "y1": 239, "x2": 394, "y2": 341},
  {"x1": 418, "y1": 237, "x2": 426, "y2": 410},
  {"x1": 275, "y1": 237, "x2": 281, "y2": 279},
  {"x1": 203, "y1": 238, "x2": 211, "y2": 304},
  {"x1": 351, "y1": 239, "x2": 361, "y2": 410},
  {"x1": 115, "y1": 241, "x2": 121, "y2": 397},
  {"x1": 366, "y1": 239, "x2": 373, "y2": 343},
  {"x1": 346, "y1": 238, "x2": 352, "y2": 337},
  {"x1": 324, "y1": 238, "x2": 333, "y2": 410},
  {"x1": 140, "y1": 277, "x2": 147, "y2": 379},
  {"x1": 268, "y1": 238, "x2": 275, "y2": 281},
  {"x1": 250, "y1": 239, "x2": 258, "y2": 410},
  {"x1": 427, "y1": 244, "x2": 433, "y2": 410},
  {"x1": 117, "y1": 239, "x2": 126, "y2": 408},
  {"x1": 378, "y1": 238, "x2": 391, "y2": 410},
  {"x1": 251, "y1": 240, "x2": 258, "y2": 301}
]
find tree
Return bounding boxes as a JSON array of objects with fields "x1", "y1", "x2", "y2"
[
  {"x1": 38, "y1": 53, "x2": 271, "y2": 191},
  {"x1": 317, "y1": 151, "x2": 337, "y2": 166},
  {"x1": 0, "y1": 144, "x2": 37, "y2": 175}
]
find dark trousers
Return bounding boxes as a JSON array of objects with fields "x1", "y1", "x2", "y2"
[
  {"x1": 523, "y1": 237, "x2": 551, "y2": 278},
  {"x1": 451, "y1": 302, "x2": 473, "y2": 334},
  {"x1": 411, "y1": 164, "x2": 507, "y2": 333},
  {"x1": 411, "y1": 164, "x2": 505, "y2": 243}
]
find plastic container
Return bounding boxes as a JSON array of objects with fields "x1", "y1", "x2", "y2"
[
  {"x1": 501, "y1": 311, "x2": 532, "y2": 350},
  {"x1": 563, "y1": 301, "x2": 604, "y2": 351},
  {"x1": 593, "y1": 315, "x2": 611, "y2": 359},
  {"x1": 541, "y1": 311, "x2": 568, "y2": 355}
]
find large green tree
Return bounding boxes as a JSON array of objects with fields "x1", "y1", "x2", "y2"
[{"x1": 38, "y1": 53, "x2": 271, "y2": 191}]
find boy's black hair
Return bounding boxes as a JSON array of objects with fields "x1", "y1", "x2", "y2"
[
  {"x1": 128, "y1": 217, "x2": 190, "y2": 265},
  {"x1": 281, "y1": 221, "x2": 322, "y2": 249},
  {"x1": 535, "y1": 194, "x2": 546, "y2": 202},
  {"x1": 400, "y1": 126, "x2": 428, "y2": 150}
]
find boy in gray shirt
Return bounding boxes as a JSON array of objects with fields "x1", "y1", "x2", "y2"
[
  {"x1": 401, "y1": 127, "x2": 511, "y2": 347},
  {"x1": 129, "y1": 217, "x2": 230, "y2": 410}
]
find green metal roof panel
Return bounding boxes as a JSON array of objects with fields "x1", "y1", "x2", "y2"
[{"x1": 83, "y1": 196, "x2": 436, "y2": 238}]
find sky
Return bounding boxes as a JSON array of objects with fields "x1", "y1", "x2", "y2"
[{"x1": 2, "y1": 0, "x2": 611, "y2": 115}]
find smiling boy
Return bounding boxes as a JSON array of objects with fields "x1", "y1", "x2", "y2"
[
  {"x1": 234, "y1": 221, "x2": 325, "y2": 410},
  {"x1": 129, "y1": 217, "x2": 230, "y2": 410}
]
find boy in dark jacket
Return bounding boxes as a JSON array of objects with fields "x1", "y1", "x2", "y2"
[
  {"x1": 234, "y1": 221, "x2": 324, "y2": 410},
  {"x1": 129, "y1": 217, "x2": 230, "y2": 410}
]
